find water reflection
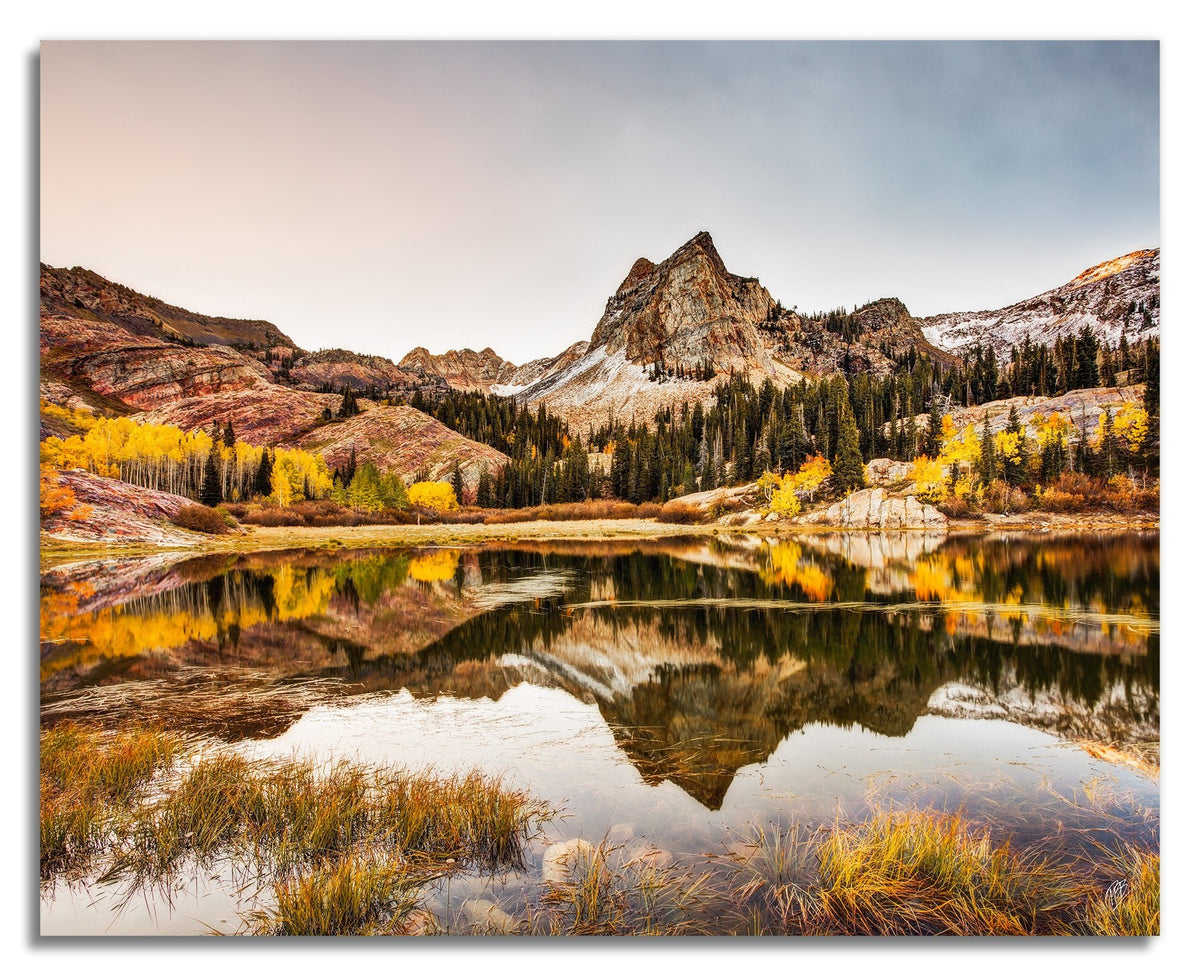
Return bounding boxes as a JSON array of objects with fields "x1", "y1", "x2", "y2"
[{"x1": 41, "y1": 532, "x2": 1158, "y2": 809}]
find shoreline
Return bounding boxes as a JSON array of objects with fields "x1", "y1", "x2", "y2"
[{"x1": 39, "y1": 512, "x2": 1160, "y2": 566}]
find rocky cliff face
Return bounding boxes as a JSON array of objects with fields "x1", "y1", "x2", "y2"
[
  {"x1": 41, "y1": 311, "x2": 276, "y2": 411},
  {"x1": 396, "y1": 346, "x2": 521, "y2": 393},
  {"x1": 918, "y1": 248, "x2": 1159, "y2": 357}
]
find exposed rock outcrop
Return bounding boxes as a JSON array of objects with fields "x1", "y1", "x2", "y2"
[
  {"x1": 809, "y1": 488, "x2": 947, "y2": 529},
  {"x1": 289, "y1": 348, "x2": 411, "y2": 392},
  {"x1": 41, "y1": 469, "x2": 206, "y2": 547}
]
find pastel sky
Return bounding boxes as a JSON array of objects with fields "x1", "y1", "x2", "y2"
[{"x1": 40, "y1": 40, "x2": 1159, "y2": 364}]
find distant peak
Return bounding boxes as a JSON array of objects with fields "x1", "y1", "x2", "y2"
[{"x1": 1068, "y1": 248, "x2": 1159, "y2": 290}]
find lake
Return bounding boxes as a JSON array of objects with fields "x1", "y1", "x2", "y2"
[{"x1": 39, "y1": 530, "x2": 1159, "y2": 935}]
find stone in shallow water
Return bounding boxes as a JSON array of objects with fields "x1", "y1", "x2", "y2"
[
  {"x1": 459, "y1": 898, "x2": 519, "y2": 935},
  {"x1": 541, "y1": 838, "x2": 595, "y2": 884}
]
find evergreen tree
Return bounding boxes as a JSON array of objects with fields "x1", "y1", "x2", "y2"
[
  {"x1": 200, "y1": 446, "x2": 223, "y2": 506},
  {"x1": 831, "y1": 389, "x2": 864, "y2": 493},
  {"x1": 223, "y1": 420, "x2": 236, "y2": 448},
  {"x1": 254, "y1": 448, "x2": 273, "y2": 497},
  {"x1": 338, "y1": 385, "x2": 360, "y2": 418},
  {"x1": 924, "y1": 389, "x2": 943, "y2": 458},
  {"x1": 1142, "y1": 338, "x2": 1160, "y2": 477},
  {"x1": 451, "y1": 464, "x2": 464, "y2": 505},
  {"x1": 979, "y1": 412, "x2": 996, "y2": 484}
]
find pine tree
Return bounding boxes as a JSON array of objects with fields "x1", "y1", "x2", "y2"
[
  {"x1": 451, "y1": 464, "x2": 464, "y2": 505},
  {"x1": 1142, "y1": 338, "x2": 1160, "y2": 477},
  {"x1": 200, "y1": 446, "x2": 223, "y2": 506},
  {"x1": 223, "y1": 420, "x2": 236, "y2": 448},
  {"x1": 831, "y1": 389, "x2": 864, "y2": 493},
  {"x1": 254, "y1": 448, "x2": 273, "y2": 497}
]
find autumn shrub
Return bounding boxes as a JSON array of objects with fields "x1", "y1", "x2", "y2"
[
  {"x1": 657, "y1": 501, "x2": 707, "y2": 524},
  {"x1": 980, "y1": 481, "x2": 1029, "y2": 514},
  {"x1": 242, "y1": 508, "x2": 308, "y2": 528},
  {"x1": 937, "y1": 497, "x2": 975, "y2": 518},
  {"x1": 172, "y1": 503, "x2": 231, "y2": 534}
]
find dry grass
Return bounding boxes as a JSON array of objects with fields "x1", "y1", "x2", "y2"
[
  {"x1": 40, "y1": 723, "x2": 185, "y2": 879},
  {"x1": 484, "y1": 500, "x2": 662, "y2": 524},
  {"x1": 41, "y1": 723, "x2": 547, "y2": 912},
  {"x1": 811, "y1": 810, "x2": 1082, "y2": 935},
  {"x1": 657, "y1": 500, "x2": 708, "y2": 524},
  {"x1": 249, "y1": 853, "x2": 432, "y2": 935}
]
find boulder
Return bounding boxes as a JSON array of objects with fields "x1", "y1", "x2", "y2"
[
  {"x1": 865, "y1": 458, "x2": 914, "y2": 486},
  {"x1": 812, "y1": 488, "x2": 947, "y2": 529}
]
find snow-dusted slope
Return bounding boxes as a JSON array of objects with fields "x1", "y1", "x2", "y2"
[{"x1": 919, "y1": 249, "x2": 1159, "y2": 357}]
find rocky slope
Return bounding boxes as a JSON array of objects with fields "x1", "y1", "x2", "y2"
[
  {"x1": 41, "y1": 310, "x2": 275, "y2": 412},
  {"x1": 40, "y1": 469, "x2": 207, "y2": 547},
  {"x1": 288, "y1": 348, "x2": 412, "y2": 393},
  {"x1": 918, "y1": 248, "x2": 1159, "y2": 358},
  {"x1": 41, "y1": 263, "x2": 298, "y2": 350},
  {"x1": 291, "y1": 403, "x2": 509, "y2": 486}
]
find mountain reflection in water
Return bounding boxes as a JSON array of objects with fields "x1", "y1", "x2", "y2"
[{"x1": 40, "y1": 533, "x2": 1158, "y2": 809}]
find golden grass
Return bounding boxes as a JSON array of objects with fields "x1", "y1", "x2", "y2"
[
  {"x1": 249, "y1": 854, "x2": 432, "y2": 936},
  {"x1": 41, "y1": 724, "x2": 547, "y2": 902},
  {"x1": 40, "y1": 723, "x2": 185, "y2": 878},
  {"x1": 811, "y1": 810, "x2": 1082, "y2": 935},
  {"x1": 1080, "y1": 846, "x2": 1159, "y2": 936}
]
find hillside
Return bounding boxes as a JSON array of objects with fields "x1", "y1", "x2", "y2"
[
  {"x1": 918, "y1": 248, "x2": 1159, "y2": 357},
  {"x1": 40, "y1": 263, "x2": 298, "y2": 350},
  {"x1": 291, "y1": 404, "x2": 509, "y2": 487}
]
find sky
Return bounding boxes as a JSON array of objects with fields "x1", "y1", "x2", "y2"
[{"x1": 40, "y1": 40, "x2": 1159, "y2": 364}]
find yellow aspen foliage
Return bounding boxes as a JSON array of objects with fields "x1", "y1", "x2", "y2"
[
  {"x1": 409, "y1": 480, "x2": 459, "y2": 512},
  {"x1": 938, "y1": 423, "x2": 980, "y2": 470},
  {"x1": 794, "y1": 453, "x2": 832, "y2": 498},
  {"x1": 993, "y1": 430, "x2": 1023, "y2": 466},
  {"x1": 911, "y1": 454, "x2": 948, "y2": 503},
  {"x1": 1032, "y1": 411, "x2": 1074, "y2": 447},
  {"x1": 1109, "y1": 403, "x2": 1149, "y2": 453}
]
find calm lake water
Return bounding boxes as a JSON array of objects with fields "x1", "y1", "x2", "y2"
[{"x1": 40, "y1": 530, "x2": 1159, "y2": 935}]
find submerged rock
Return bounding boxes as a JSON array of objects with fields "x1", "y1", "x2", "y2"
[
  {"x1": 459, "y1": 898, "x2": 519, "y2": 935},
  {"x1": 541, "y1": 838, "x2": 595, "y2": 884}
]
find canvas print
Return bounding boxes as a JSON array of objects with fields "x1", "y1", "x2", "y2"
[{"x1": 38, "y1": 41, "x2": 1159, "y2": 936}]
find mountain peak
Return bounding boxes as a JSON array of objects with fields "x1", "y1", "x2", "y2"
[{"x1": 667, "y1": 230, "x2": 728, "y2": 275}]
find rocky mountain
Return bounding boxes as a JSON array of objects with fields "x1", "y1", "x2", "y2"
[
  {"x1": 396, "y1": 346, "x2": 522, "y2": 393},
  {"x1": 288, "y1": 348, "x2": 412, "y2": 393},
  {"x1": 475, "y1": 232, "x2": 956, "y2": 429},
  {"x1": 918, "y1": 248, "x2": 1159, "y2": 358},
  {"x1": 41, "y1": 263, "x2": 298, "y2": 350}
]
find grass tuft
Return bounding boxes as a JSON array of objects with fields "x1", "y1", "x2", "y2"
[{"x1": 249, "y1": 853, "x2": 432, "y2": 936}]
